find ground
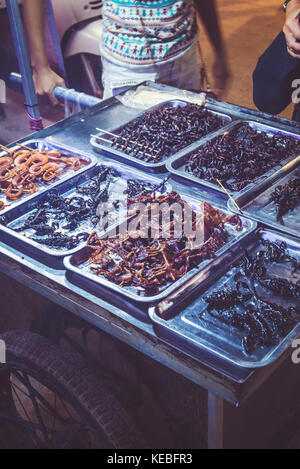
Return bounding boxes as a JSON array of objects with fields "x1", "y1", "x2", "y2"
[
  {"x1": 0, "y1": 0, "x2": 294, "y2": 144},
  {"x1": 200, "y1": 0, "x2": 293, "y2": 118}
]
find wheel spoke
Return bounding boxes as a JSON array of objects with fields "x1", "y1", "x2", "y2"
[
  {"x1": 0, "y1": 410, "x2": 57, "y2": 435},
  {"x1": 12, "y1": 371, "x2": 67, "y2": 425},
  {"x1": 58, "y1": 394, "x2": 78, "y2": 422},
  {"x1": 0, "y1": 358, "x2": 108, "y2": 449},
  {"x1": 11, "y1": 385, "x2": 31, "y2": 423},
  {"x1": 11, "y1": 371, "x2": 89, "y2": 448},
  {"x1": 54, "y1": 423, "x2": 86, "y2": 449},
  {"x1": 4, "y1": 390, "x2": 41, "y2": 448},
  {"x1": 51, "y1": 393, "x2": 57, "y2": 435},
  {"x1": 21, "y1": 372, "x2": 50, "y2": 446}
]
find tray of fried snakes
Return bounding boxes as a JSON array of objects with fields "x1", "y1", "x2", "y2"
[
  {"x1": 91, "y1": 100, "x2": 232, "y2": 172},
  {"x1": 0, "y1": 163, "x2": 172, "y2": 266},
  {"x1": 149, "y1": 230, "x2": 300, "y2": 368},
  {"x1": 64, "y1": 191, "x2": 256, "y2": 304},
  {"x1": 0, "y1": 139, "x2": 98, "y2": 215}
]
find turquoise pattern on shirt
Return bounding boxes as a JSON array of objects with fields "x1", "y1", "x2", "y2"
[{"x1": 101, "y1": 0, "x2": 197, "y2": 66}]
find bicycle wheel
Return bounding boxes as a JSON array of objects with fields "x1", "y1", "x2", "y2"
[{"x1": 0, "y1": 331, "x2": 146, "y2": 449}]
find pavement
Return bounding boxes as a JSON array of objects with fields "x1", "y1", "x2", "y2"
[{"x1": 199, "y1": 0, "x2": 293, "y2": 118}]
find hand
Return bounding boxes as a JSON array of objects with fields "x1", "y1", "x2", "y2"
[
  {"x1": 32, "y1": 66, "x2": 66, "y2": 105},
  {"x1": 283, "y1": 0, "x2": 300, "y2": 58},
  {"x1": 212, "y1": 52, "x2": 230, "y2": 99}
]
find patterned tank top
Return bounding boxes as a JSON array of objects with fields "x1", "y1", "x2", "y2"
[{"x1": 101, "y1": 0, "x2": 197, "y2": 66}]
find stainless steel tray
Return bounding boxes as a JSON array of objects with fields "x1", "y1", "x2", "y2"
[
  {"x1": 90, "y1": 100, "x2": 232, "y2": 172},
  {"x1": 0, "y1": 139, "x2": 98, "y2": 216},
  {"x1": 228, "y1": 157, "x2": 300, "y2": 240},
  {"x1": 64, "y1": 193, "x2": 257, "y2": 304},
  {"x1": 0, "y1": 162, "x2": 171, "y2": 266},
  {"x1": 149, "y1": 230, "x2": 300, "y2": 369},
  {"x1": 166, "y1": 120, "x2": 300, "y2": 196}
]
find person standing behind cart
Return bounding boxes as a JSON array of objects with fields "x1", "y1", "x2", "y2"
[
  {"x1": 100, "y1": 0, "x2": 229, "y2": 99},
  {"x1": 23, "y1": 0, "x2": 229, "y2": 102},
  {"x1": 253, "y1": 0, "x2": 300, "y2": 120}
]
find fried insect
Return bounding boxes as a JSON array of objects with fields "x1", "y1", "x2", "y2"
[
  {"x1": 0, "y1": 165, "x2": 160, "y2": 251},
  {"x1": 85, "y1": 193, "x2": 242, "y2": 295},
  {"x1": 204, "y1": 240, "x2": 300, "y2": 356},
  {"x1": 109, "y1": 104, "x2": 226, "y2": 163},
  {"x1": 260, "y1": 278, "x2": 300, "y2": 300},
  {"x1": 185, "y1": 123, "x2": 300, "y2": 192},
  {"x1": 270, "y1": 177, "x2": 300, "y2": 224},
  {"x1": 239, "y1": 240, "x2": 299, "y2": 278}
]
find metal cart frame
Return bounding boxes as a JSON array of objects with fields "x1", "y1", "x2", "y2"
[{"x1": 1, "y1": 87, "x2": 300, "y2": 448}]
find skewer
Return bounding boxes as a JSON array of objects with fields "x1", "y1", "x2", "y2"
[
  {"x1": 216, "y1": 179, "x2": 243, "y2": 213},
  {"x1": 16, "y1": 143, "x2": 34, "y2": 151},
  {"x1": 96, "y1": 127, "x2": 159, "y2": 154},
  {"x1": 0, "y1": 144, "x2": 13, "y2": 155},
  {"x1": 90, "y1": 134, "x2": 156, "y2": 160}
]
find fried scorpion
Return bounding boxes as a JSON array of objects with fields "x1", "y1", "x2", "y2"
[
  {"x1": 185, "y1": 123, "x2": 300, "y2": 192},
  {"x1": 204, "y1": 240, "x2": 300, "y2": 356},
  {"x1": 109, "y1": 104, "x2": 226, "y2": 163},
  {"x1": 270, "y1": 176, "x2": 300, "y2": 225},
  {"x1": 85, "y1": 193, "x2": 242, "y2": 295},
  {"x1": 0, "y1": 165, "x2": 160, "y2": 251}
]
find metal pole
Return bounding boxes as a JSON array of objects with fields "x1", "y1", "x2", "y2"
[
  {"x1": 6, "y1": 0, "x2": 42, "y2": 123},
  {"x1": 10, "y1": 73, "x2": 101, "y2": 109}
]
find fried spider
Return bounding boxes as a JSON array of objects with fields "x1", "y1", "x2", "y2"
[{"x1": 270, "y1": 177, "x2": 300, "y2": 225}]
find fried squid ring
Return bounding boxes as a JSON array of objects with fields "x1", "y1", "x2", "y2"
[
  {"x1": 0, "y1": 200, "x2": 9, "y2": 211},
  {"x1": 29, "y1": 165, "x2": 44, "y2": 177},
  {"x1": 46, "y1": 151, "x2": 61, "y2": 159},
  {"x1": 5, "y1": 185, "x2": 24, "y2": 200},
  {"x1": 23, "y1": 183, "x2": 39, "y2": 195},
  {"x1": 14, "y1": 150, "x2": 32, "y2": 167},
  {"x1": 27, "y1": 154, "x2": 49, "y2": 176},
  {"x1": 27, "y1": 153, "x2": 49, "y2": 167},
  {"x1": 0, "y1": 157, "x2": 13, "y2": 168},
  {"x1": 11, "y1": 173, "x2": 26, "y2": 186},
  {"x1": 42, "y1": 163, "x2": 60, "y2": 182},
  {"x1": 0, "y1": 166, "x2": 12, "y2": 182}
]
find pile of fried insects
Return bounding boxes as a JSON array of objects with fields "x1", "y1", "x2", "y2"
[
  {"x1": 84, "y1": 192, "x2": 242, "y2": 295},
  {"x1": 203, "y1": 239, "x2": 300, "y2": 356}
]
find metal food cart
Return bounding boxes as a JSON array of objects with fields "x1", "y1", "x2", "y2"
[{"x1": 0, "y1": 81, "x2": 300, "y2": 448}]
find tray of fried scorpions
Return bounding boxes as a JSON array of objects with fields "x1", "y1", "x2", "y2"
[
  {"x1": 167, "y1": 120, "x2": 300, "y2": 196},
  {"x1": 91, "y1": 100, "x2": 232, "y2": 172},
  {"x1": 150, "y1": 230, "x2": 300, "y2": 368}
]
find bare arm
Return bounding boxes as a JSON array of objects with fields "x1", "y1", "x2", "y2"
[
  {"x1": 194, "y1": 0, "x2": 230, "y2": 98},
  {"x1": 284, "y1": 0, "x2": 300, "y2": 58},
  {"x1": 23, "y1": 0, "x2": 65, "y2": 104}
]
